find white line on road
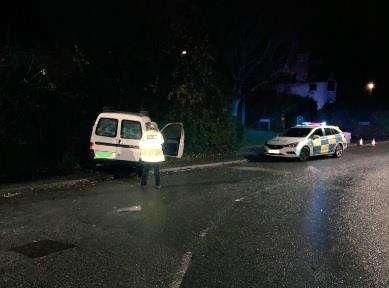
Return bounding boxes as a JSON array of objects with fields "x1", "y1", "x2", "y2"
[
  {"x1": 115, "y1": 205, "x2": 142, "y2": 213},
  {"x1": 305, "y1": 165, "x2": 321, "y2": 174},
  {"x1": 170, "y1": 251, "x2": 192, "y2": 288},
  {"x1": 199, "y1": 227, "x2": 210, "y2": 238},
  {"x1": 168, "y1": 182, "x2": 287, "y2": 288},
  {"x1": 2, "y1": 192, "x2": 22, "y2": 198}
]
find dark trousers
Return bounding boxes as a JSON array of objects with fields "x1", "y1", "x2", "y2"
[{"x1": 141, "y1": 163, "x2": 161, "y2": 186}]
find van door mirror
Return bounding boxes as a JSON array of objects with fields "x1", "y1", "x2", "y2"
[{"x1": 161, "y1": 123, "x2": 185, "y2": 158}]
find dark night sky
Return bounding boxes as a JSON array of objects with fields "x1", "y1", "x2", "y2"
[{"x1": 1, "y1": 0, "x2": 385, "y2": 100}]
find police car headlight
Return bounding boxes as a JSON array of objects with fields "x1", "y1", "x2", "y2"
[{"x1": 286, "y1": 143, "x2": 298, "y2": 148}]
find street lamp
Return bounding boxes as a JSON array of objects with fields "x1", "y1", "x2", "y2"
[
  {"x1": 366, "y1": 81, "x2": 375, "y2": 95},
  {"x1": 181, "y1": 50, "x2": 187, "y2": 56}
]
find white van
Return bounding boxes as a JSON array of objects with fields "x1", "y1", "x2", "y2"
[{"x1": 90, "y1": 111, "x2": 184, "y2": 163}]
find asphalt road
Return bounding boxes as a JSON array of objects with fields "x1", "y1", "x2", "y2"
[{"x1": 1, "y1": 143, "x2": 389, "y2": 287}]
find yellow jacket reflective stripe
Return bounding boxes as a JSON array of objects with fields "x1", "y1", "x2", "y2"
[{"x1": 139, "y1": 130, "x2": 165, "y2": 163}]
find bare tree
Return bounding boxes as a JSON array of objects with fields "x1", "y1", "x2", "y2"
[{"x1": 223, "y1": 22, "x2": 290, "y2": 125}]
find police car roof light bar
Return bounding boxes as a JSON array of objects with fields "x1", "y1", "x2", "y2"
[{"x1": 301, "y1": 122, "x2": 327, "y2": 126}]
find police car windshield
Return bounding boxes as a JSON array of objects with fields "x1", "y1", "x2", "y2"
[{"x1": 282, "y1": 127, "x2": 312, "y2": 137}]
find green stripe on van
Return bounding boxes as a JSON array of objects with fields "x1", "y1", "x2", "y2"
[{"x1": 94, "y1": 151, "x2": 114, "y2": 159}]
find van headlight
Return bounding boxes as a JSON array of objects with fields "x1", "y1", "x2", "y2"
[{"x1": 286, "y1": 143, "x2": 298, "y2": 148}]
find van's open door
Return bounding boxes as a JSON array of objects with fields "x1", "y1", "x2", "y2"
[{"x1": 161, "y1": 123, "x2": 184, "y2": 158}]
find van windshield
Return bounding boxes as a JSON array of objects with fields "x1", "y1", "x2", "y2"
[{"x1": 282, "y1": 127, "x2": 312, "y2": 137}]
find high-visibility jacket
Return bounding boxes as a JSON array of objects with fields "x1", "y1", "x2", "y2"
[{"x1": 139, "y1": 130, "x2": 165, "y2": 163}]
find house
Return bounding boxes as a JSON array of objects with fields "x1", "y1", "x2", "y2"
[
  {"x1": 271, "y1": 49, "x2": 337, "y2": 110},
  {"x1": 231, "y1": 48, "x2": 336, "y2": 125},
  {"x1": 275, "y1": 78, "x2": 337, "y2": 109}
]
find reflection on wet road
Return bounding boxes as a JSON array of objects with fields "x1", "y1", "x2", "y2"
[{"x1": 305, "y1": 180, "x2": 328, "y2": 251}]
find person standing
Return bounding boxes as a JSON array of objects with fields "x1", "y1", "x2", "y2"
[{"x1": 139, "y1": 122, "x2": 165, "y2": 189}]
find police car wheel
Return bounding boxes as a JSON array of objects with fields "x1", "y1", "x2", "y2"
[
  {"x1": 299, "y1": 147, "x2": 310, "y2": 161},
  {"x1": 334, "y1": 144, "x2": 343, "y2": 158}
]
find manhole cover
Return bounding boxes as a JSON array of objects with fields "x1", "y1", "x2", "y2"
[{"x1": 9, "y1": 240, "x2": 76, "y2": 258}]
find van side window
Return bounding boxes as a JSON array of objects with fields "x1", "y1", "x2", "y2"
[
  {"x1": 96, "y1": 118, "x2": 118, "y2": 137},
  {"x1": 121, "y1": 120, "x2": 142, "y2": 140}
]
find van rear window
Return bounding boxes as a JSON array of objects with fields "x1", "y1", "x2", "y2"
[
  {"x1": 121, "y1": 120, "x2": 142, "y2": 139},
  {"x1": 95, "y1": 118, "x2": 118, "y2": 137}
]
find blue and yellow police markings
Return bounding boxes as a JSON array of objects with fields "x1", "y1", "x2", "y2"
[
  {"x1": 312, "y1": 135, "x2": 339, "y2": 155},
  {"x1": 327, "y1": 135, "x2": 338, "y2": 153},
  {"x1": 312, "y1": 138, "x2": 322, "y2": 155},
  {"x1": 335, "y1": 134, "x2": 347, "y2": 145}
]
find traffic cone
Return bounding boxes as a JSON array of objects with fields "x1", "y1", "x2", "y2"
[
  {"x1": 359, "y1": 138, "x2": 364, "y2": 146},
  {"x1": 371, "y1": 138, "x2": 376, "y2": 146}
]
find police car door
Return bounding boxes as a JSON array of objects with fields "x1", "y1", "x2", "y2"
[
  {"x1": 161, "y1": 123, "x2": 185, "y2": 158},
  {"x1": 311, "y1": 127, "x2": 326, "y2": 155},
  {"x1": 324, "y1": 128, "x2": 337, "y2": 154}
]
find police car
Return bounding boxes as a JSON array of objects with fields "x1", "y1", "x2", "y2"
[{"x1": 264, "y1": 122, "x2": 348, "y2": 161}]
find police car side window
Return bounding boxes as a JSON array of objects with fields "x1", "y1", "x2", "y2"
[
  {"x1": 312, "y1": 128, "x2": 323, "y2": 137},
  {"x1": 121, "y1": 120, "x2": 142, "y2": 140},
  {"x1": 324, "y1": 128, "x2": 333, "y2": 135}
]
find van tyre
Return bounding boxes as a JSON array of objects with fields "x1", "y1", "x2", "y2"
[
  {"x1": 299, "y1": 147, "x2": 310, "y2": 162},
  {"x1": 334, "y1": 144, "x2": 343, "y2": 158}
]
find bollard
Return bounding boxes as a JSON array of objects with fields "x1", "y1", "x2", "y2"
[
  {"x1": 359, "y1": 138, "x2": 363, "y2": 146},
  {"x1": 371, "y1": 138, "x2": 376, "y2": 146}
]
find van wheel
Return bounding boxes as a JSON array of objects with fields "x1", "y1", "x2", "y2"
[
  {"x1": 299, "y1": 147, "x2": 310, "y2": 162},
  {"x1": 334, "y1": 144, "x2": 343, "y2": 158}
]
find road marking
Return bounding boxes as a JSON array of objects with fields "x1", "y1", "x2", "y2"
[
  {"x1": 168, "y1": 181, "x2": 288, "y2": 288},
  {"x1": 2, "y1": 192, "x2": 22, "y2": 198},
  {"x1": 234, "y1": 197, "x2": 245, "y2": 202},
  {"x1": 306, "y1": 165, "x2": 320, "y2": 174},
  {"x1": 115, "y1": 205, "x2": 142, "y2": 213},
  {"x1": 199, "y1": 228, "x2": 210, "y2": 238},
  {"x1": 170, "y1": 251, "x2": 192, "y2": 288}
]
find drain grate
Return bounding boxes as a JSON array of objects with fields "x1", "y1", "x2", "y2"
[{"x1": 9, "y1": 240, "x2": 76, "y2": 258}]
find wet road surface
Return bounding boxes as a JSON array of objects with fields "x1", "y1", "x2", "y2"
[{"x1": 1, "y1": 143, "x2": 389, "y2": 287}]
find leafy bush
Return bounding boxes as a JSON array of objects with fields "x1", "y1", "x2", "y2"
[{"x1": 160, "y1": 102, "x2": 243, "y2": 154}]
